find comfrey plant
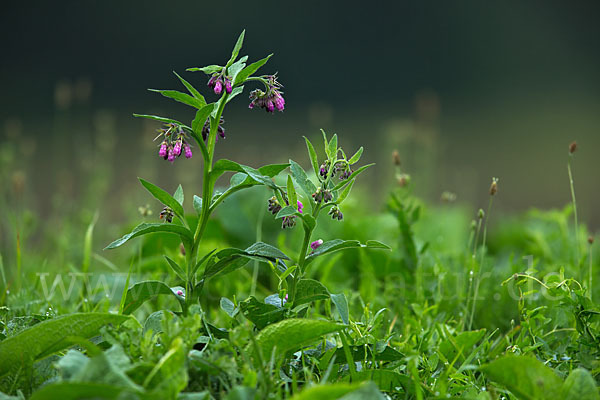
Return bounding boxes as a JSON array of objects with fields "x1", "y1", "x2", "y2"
[{"x1": 105, "y1": 31, "x2": 388, "y2": 323}]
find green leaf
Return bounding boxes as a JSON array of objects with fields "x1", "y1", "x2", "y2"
[
  {"x1": 227, "y1": 29, "x2": 245, "y2": 67},
  {"x1": 0, "y1": 313, "x2": 130, "y2": 377},
  {"x1": 562, "y1": 369, "x2": 600, "y2": 400},
  {"x1": 276, "y1": 206, "x2": 298, "y2": 219},
  {"x1": 439, "y1": 329, "x2": 486, "y2": 364},
  {"x1": 332, "y1": 345, "x2": 404, "y2": 363},
  {"x1": 327, "y1": 134, "x2": 338, "y2": 159},
  {"x1": 289, "y1": 159, "x2": 317, "y2": 200},
  {"x1": 335, "y1": 179, "x2": 354, "y2": 205},
  {"x1": 144, "y1": 338, "x2": 187, "y2": 397},
  {"x1": 289, "y1": 382, "x2": 365, "y2": 400},
  {"x1": 239, "y1": 297, "x2": 285, "y2": 329},
  {"x1": 193, "y1": 195, "x2": 202, "y2": 215},
  {"x1": 173, "y1": 71, "x2": 205, "y2": 104},
  {"x1": 30, "y1": 382, "x2": 137, "y2": 400},
  {"x1": 191, "y1": 104, "x2": 214, "y2": 134},
  {"x1": 304, "y1": 136, "x2": 320, "y2": 177},
  {"x1": 347, "y1": 147, "x2": 363, "y2": 165},
  {"x1": 133, "y1": 114, "x2": 185, "y2": 126},
  {"x1": 104, "y1": 223, "x2": 193, "y2": 250},
  {"x1": 220, "y1": 297, "x2": 238, "y2": 318},
  {"x1": 186, "y1": 65, "x2": 222, "y2": 74},
  {"x1": 321, "y1": 129, "x2": 329, "y2": 152},
  {"x1": 121, "y1": 280, "x2": 185, "y2": 315},
  {"x1": 330, "y1": 293, "x2": 349, "y2": 325},
  {"x1": 251, "y1": 318, "x2": 344, "y2": 361},
  {"x1": 245, "y1": 242, "x2": 290, "y2": 260},
  {"x1": 191, "y1": 249, "x2": 217, "y2": 278},
  {"x1": 287, "y1": 176, "x2": 297, "y2": 210},
  {"x1": 332, "y1": 164, "x2": 374, "y2": 191},
  {"x1": 480, "y1": 355, "x2": 563, "y2": 400},
  {"x1": 224, "y1": 386, "x2": 255, "y2": 400},
  {"x1": 342, "y1": 371, "x2": 408, "y2": 395},
  {"x1": 164, "y1": 256, "x2": 186, "y2": 281},
  {"x1": 227, "y1": 57, "x2": 247, "y2": 85},
  {"x1": 173, "y1": 185, "x2": 184, "y2": 206},
  {"x1": 234, "y1": 54, "x2": 273, "y2": 86},
  {"x1": 294, "y1": 279, "x2": 330, "y2": 306},
  {"x1": 305, "y1": 239, "x2": 390, "y2": 266},
  {"x1": 202, "y1": 250, "x2": 250, "y2": 280},
  {"x1": 225, "y1": 85, "x2": 244, "y2": 104},
  {"x1": 139, "y1": 178, "x2": 185, "y2": 219},
  {"x1": 149, "y1": 89, "x2": 205, "y2": 109},
  {"x1": 300, "y1": 213, "x2": 316, "y2": 231}
]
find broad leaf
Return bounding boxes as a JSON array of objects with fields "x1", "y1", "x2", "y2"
[
  {"x1": 305, "y1": 239, "x2": 390, "y2": 266},
  {"x1": 330, "y1": 293, "x2": 349, "y2": 325},
  {"x1": 251, "y1": 318, "x2": 344, "y2": 361},
  {"x1": 193, "y1": 195, "x2": 203, "y2": 215},
  {"x1": 173, "y1": 185, "x2": 184, "y2": 206},
  {"x1": 562, "y1": 369, "x2": 600, "y2": 400},
  {"x1": 245, "y1": 242, "x2": 290, "y2": 260},
  {"x1": 276, "y1": 206, "x2": 298, "y2": 219},
  {"x1": 220, "y1": 297, "x2": 238, "y2": 318},
  {"x1": 0, "y1": 313, "x2": 130, "y2": 376},
  {"x1": 239, "y1": 297, "x2": 285, "y2": 329},
  {"x1": 480, "y1": 355, "x2": 563, "y2": 400},
  {"x1": 342, "y1": 370, "x2": 410, "y2": 394},
  {"x1": 139, "y1": 178, "x2": 185, "y2": 219},
  {"x1": 121, "y1": 280, "x2": 185, "y2": 315},
  {"x1": 104, "y1": 223, "x2": 193, "y2": 250},
  {"x1": 294, "y1": 279, "x2": 330, "y2": 306},
  {"x1": 30, "y1": 382, "x2": 137, "y2": 400},
  {"x1": 289, "y1": 159, "x2": 317, "y2": 200},
  {"x1": 289, "y1": 382, "x2": 365, "y2": 400}
]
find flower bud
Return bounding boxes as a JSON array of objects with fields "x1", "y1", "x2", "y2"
[
  {"x1": 297, "y1": 200, "x2": 303, "y2": 214},
  {"x1": 158, "y1": 142, "x2": 167, "y2": 158},
  {"x1": 268, "y1": 196, "x2": 282, "y2": 215},
  {"x1": 176, "y1": 289, "x2": 184, "y2": 296},
  {"x1": 569, "y1": 141, "x2": 577, "y2": 154},
  {"x1": 328, "y1": 206, "x2": 343, "y2": 221},
  {"x1": 214, "y1": 79, "x2": 223, "y2": 95},
  {"x1": 266, "y1": 100, "x2": 275, "y2": 113},
  {"x1": 282, "y1": 215, "x2": 296, "y2": 229},
  {"x1": 478, "y1": 209, "x2": 485, "y2": 219},
  {"x1": 225, "y1": 78, "x2": 233, "y2": 94},
  {"x1": 167, "y1": 147, "x2": 175, "y2": 162},
  {"x1": 274, "y1": 94, "x2": 285, "y2": 111},
  {"x1": 489, "y1": 177, "x2": 498, "y2": 196},
  {"x1": 589, "y1": 236, "x2": 595, "y2": 245},
  {"x1": 173, "y1": 141, "x2": 182, "y2": 156},
  {"x1": 310, "y1": 239, "x2": 323, "y2": 250},
  {"x1": 184, "y1": 144, "x2": 192, "y2": 159}
]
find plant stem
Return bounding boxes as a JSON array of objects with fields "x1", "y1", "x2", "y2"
[
  {"x1": 567, "y1": 155, "x2": 580, "y2": 266},
  {"x1": 589, "y1": 242, "x2": 593, "y2": 301},
  {"x1": 468, "y1": 196, "x2": 493, "y2": 330},
  {"x1": 184, "y1": 94, "x2": 229, "y2": 311}
]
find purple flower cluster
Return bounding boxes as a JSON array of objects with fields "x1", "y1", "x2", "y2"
[
  {"x1": 157, "y1": 124, "x2": 192, "y2": 162},
  {"x1": 249, "y1": 75, "x2": 285, "y2": 113},
  {"x1": 208, "y1": 74, "x2": 233, "y2": 96},
  {"x1": 201, "y1": 117, "x2": 226, "y2": 142},
  {"x1": 334, "y1": 162, "x2": 353, "y2": 180},
  {"x1": 267, "y1": 196, "x2": 303, "y2": 229}
]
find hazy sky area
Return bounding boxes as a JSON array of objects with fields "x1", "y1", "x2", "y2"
[{"x1": 2, "y1": 1, "x2": 600, "y2": 225}]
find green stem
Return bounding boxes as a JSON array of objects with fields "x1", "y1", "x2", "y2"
[
  {"x1": 468, "y1": 196, "x2": 494, "y2": 330},
  {"x1": 568, "y1": 155, "x2": 580, "y2": 266},
  {"x1": 184, "y1": 94, "x2": 229, "y2": 312},
  {"x1": 589, "y1": 242, "x2": 593, "y2": 301}
]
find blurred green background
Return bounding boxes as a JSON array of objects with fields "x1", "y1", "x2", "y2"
[{"x1": 1, "y1": 0, "x2": 599, "y2": 257}]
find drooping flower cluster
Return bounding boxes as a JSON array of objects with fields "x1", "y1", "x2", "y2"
[
  {"x1": 312, "y1": 187, "x2": 333, "y2": 203},
  {"x1": 319, "y1": 160, "x2": 352, "y2": 180},
  {"x1": 248, "y1": 75, "x2": 285, "y2": 113},
  {"x1": 201, "y1": 117, "x2": 226, "y2": 142},
  {"x1": 159, "y1": 206, "x2": 174, "y2": 223},
  {"x1": 207, "y1": 74, "x2": 233, "y2": 96},
  {"x1": 328, "y1": 206, "x2": 343, "y2": 221},
  {"x1": 267, "y1": 196, "x2": 303, "y2": 229},
  {"x1": 156, "y1": 123, "x2": 192, "y2": 162}
]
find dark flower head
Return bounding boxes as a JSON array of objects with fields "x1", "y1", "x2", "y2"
[
  {"x1": 268, "y1": 196, "x2": 282, "y2": 215},
  {"x1": 328, "y1": 206, "x2": 343, "y2": 221},
  {"x1": 159, "y1": 206, "x2": 174, "y2": 223},
  {"x1": 214, "y1": 79, "x2": 223, "y2": 95},
  {"x1": 201, "y1": 117, "x2": 226, "y2": 142},
  {"x1": 248, "y1": 75, "x2": 285, "y2": 113},
  {"x1": 225, "y1": 77, "x2": 233, "y2": 94},
  {"x1": 282, "y1": 215, "x2": 296, "y2": 229}
]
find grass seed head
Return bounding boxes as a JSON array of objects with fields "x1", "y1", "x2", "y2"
[{"x1": 569, "y1": 141, "x2": 577, "y2": 154}]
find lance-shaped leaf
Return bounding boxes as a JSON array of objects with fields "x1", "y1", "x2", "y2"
[
  {"x1": 330, "y1": 293, "x2": 349, "y2": 325},
  {"x1": 173, "y1": 185, "x2": 184, "y2": 206},
  {"x1": 121, "y1": 280, "x2": 185, "y2": 315},
  {"x1": 203, "y1": 243, "x2": 288, "y2": 281},
  {"x1": 173, "y1": 71, "x2": 205, "y2": 103},
  {"x1": 193, "y1": 195, "x2": 203, "y2": 215},
  {"x1": 139, "y1": 178, "x2": 185, "y2": 219},
  {"x1": 210, "y1": 159, "x2": 277, "y2": 189},
  {"x1": 164, "y1": 256, "x2": 186, "y2": 281},
  {"x1": 304, "y1": 239, "x2": 390, "y2": 266},
  {"x1": 304, "y1": 136, "x2": 320, "y2": 177},
  {"x1": 348, "y1": 146, "x2": 364, "y2": 165},
  {"x1": 289, "y1": 159, "x2": 317, "y2": 201},
  {"x1": 104, "y1": 223, "x2": 193, "y2": 250},
  {"x1": 234, "y1": 54, "x2": 273, "y2": 86},
  {"x1": 186, "y1": 65, "x2": 222, "y2": 74},
  {"x1": 226, "y1": 29, "x2": 245, "y2": 67},
  {"x1": 148, "y1": 89, "x2": 205, "y2": 109},
  {"x1": 133, "y1": 114, "x2": 186, "y2": 126}
]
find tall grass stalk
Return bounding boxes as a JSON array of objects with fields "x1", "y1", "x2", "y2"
[{"x1": 567, "y1": 150, "x2": 579, "y2": 266}]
